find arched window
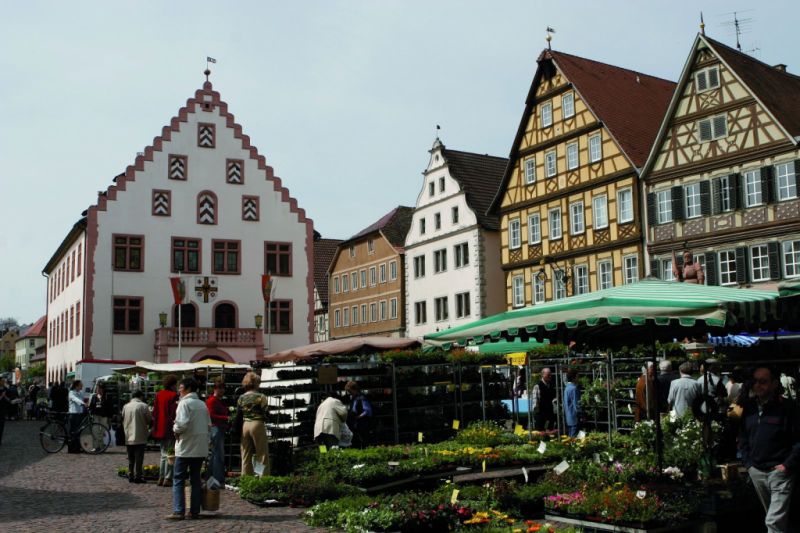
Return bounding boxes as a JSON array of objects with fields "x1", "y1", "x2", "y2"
[
  {"x1": 173, "y1": 304, "x2": 197, "y2": 328},
  {"x1": 214, "y1": 302, "x2": 237, "y2": 329}
]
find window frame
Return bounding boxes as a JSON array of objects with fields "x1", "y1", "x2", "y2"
[
  {"x1": 434, "y1": 212, "x2": 441, "y2": 230},
  {"x1": 455, "y1": 291, "x2": 471, "y2": 319},
  {"x1": 588, "y1": 134, "x2": 602, "y2": 163},
  {"x1": 112, "y1": 234, "x2": 145, "y2": 272},
  {"x1": 267, "y1": 299, "x2": 293, "y2": 334},
  {"x1": 718, "y1": 249, "x2": 737, "y2": 286},
  {"x1": 562, "y1": 92, "x2": 575, "y2": 119},
  {"x1": 570, "y1": 201, "x2": 585, "y2": 235},
  {"x1": 776, "y1": 162, "x2": 798, "y2": 201},
  {"x1": 695, "y1": 65, "x2": 720, "y2": 93},
  {"x1": 528, "y1": 213, "x2": 541, "y2": 244},
  {"x1": 414, "y1": 301, "x2": 427, "y2": 325},
  {"x1": 656, "y1": 189, "x2": 672, "y2": 224},
  {"x1": 413, "y1": 255, "x2": 426, "y2": 278},
  {"x1": 451, "y1": 206, "x2": 459, "y2": 224},
  {"x1": 524, "y1": 157, "x2": 536, "y2": 184},
  {"x1": 598, "y1": 259, "x2": 613, "y2": 290},
  {"x1": 574, "y1": 264, "x2": 589, "y2": 295},
  {"x1": 784, "y1": 240, "x2": 800, "y2": 278},
  {"x1": 533, "y1": 275, "x2": 545, "y2": 304},
  {"x1": 379, "y1": 263, "x2": 386, "y2": 283},
  {"x1": 684, "y1": 183, "x2": 702, "y2": 219},
  {"x1": 512, "y1": 275, "x2": 525, "y2": 308},
  {"x1": 264, "y1": 241, "x2": 292, "y2": 276},
  {"x1": 369, "y1": 266, "x2": 377, "y2": 286},
  {"x1": 698, "y1": 114, "x2": 728, "y2": 142},
  {"x1": 433, "y1": 248, "x2": 448, "y2": 273},
  {"x1": 508, "y1": 218, "x2": 521, "y2": 249},
  {"x1": 113, "y1": 296, "x2": 143, "y2": 334},
  {"x1": 593, "y1": 195, "x2": 608, "y2": 229},
  {"x1": 389, "y1": 260, "x2": 397, "y2": 281},
  {"x1": 454, "y1": 242, "x2": 469, "y2": 268},
  {"x1": 171, "y1": 237, "x2": 201, "y2": 274},
  {"x1": 548, "y1": 208, "x2": 562, "y2": 239},
  {"x1": 553, "y1": 269, "x2": 567, "y2": 300},
  {"x1": 545, "y1": 150, "x2": 557, "y2": 178},
  {"x1": 390, "y1": 298, "x2": 398, "y2": 319},
  {"x1": 540, "y1": 101, "x2": 553, "y2": 128},
  {"x1": 212, "y1": 239, "x2": 241, "y2": 275},
  {"x1": 623, "y1": 255, "x2": 639, "y2": 284},
  {"x1": 744, "y1": 169, "x2": 762, "y2": 207},
  {"x1": 750, "y1": 244, "x2": 770, "y2": 282},
  {"x1": 566, "y1": 141, "x2": 579, "y2": 171}
]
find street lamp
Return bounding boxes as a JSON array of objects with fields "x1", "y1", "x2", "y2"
[
  {"x1": 254, "y1": 314, "x2": 263, "y2": 329},
  {"x1": 158, "y1": 312, "x2": 167, "y2": 327}
]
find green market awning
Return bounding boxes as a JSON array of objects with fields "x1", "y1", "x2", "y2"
[
  {"x1": 469, "y1": 338, "x2": 550, "y2": 354},
  {"x1": 424, "y1": 279, "x2": 779, "y2": 346},
  {"x1": 779, "y1": 280, "x2": 800, "y2": 298}
]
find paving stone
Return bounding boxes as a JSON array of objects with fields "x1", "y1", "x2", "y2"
[{"x1": 0, "y1": 421, "x2": 324, "y2": 532}]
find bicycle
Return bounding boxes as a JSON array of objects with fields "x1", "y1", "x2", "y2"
[{"x1": 39, "y1": 411, "x2": 112, "y2": 454}]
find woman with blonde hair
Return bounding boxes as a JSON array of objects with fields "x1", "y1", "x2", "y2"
[{"x1": 236, "y1": 372, "x2": 269, "y2": 476}]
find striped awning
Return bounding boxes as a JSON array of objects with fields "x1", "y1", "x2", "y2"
[
  {"x1": 707, "y1": 333, "x2": 760, "y2": 348},
  {"x1": 425, "y1": 279, "x2": 779, "y2": 346}
]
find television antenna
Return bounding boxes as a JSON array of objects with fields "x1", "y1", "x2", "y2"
[{"x1": 719, "y1": 10, "x2": 754, "y2": 52}]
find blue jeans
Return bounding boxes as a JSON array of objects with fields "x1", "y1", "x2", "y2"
[
  {"x1": 566, "y1": 425, "x2": 578, "y2": 437},
  {"x1": 172, "y1": 456, "x2": 203, "y2": 516},
  {"x1": 159, "y1": 439, "x2": 174, "y2": 480},
  {"x1": 209, "y1": 426, "x2": 226, "y2": 485}
]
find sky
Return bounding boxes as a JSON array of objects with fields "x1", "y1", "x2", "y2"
[{"x1": 1, "y1": 1, "x2": 798, "y2": 324}]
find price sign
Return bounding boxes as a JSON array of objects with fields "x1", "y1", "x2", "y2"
[
  {"x1": 537, "y1": 441, "x2": 547, "y2": 454},
  {"x1": 450, "y1": 489, "x2": 460, "y2": 504},
  {"x1": 418, "y1": 432, "x2": 424, "y2": 443},
  {"x1": 482, "y1": 460, "x2": 487, "y2": 473},
  {"x1": 452, "y1": 420, "x2": 460, "y2": 430},
  {"x1": 522, "y1": 467, "x2": 529, "y2": 483},
  {"x1": 319, "y1": 445, "x2": 328, "y2": 454}
]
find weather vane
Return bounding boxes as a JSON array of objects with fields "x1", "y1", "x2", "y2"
[
  {"x1": 205, "y1": 56, "x2": 217, "y2": 81},
  {"x1": 546, "y1": 27, "x2": 556, "y2": 49}
]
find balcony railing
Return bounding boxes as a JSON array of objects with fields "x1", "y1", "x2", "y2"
[{"x1": 154, "y1": 327, "x2": 264, "y2": 361}]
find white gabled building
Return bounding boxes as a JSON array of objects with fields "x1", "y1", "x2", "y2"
[
  {"x1": 405, "y1": 139, "x2": 507, "y2": 339},
  {"x1": 43, "y1": 77, "x2": 315, "y2": 383}
]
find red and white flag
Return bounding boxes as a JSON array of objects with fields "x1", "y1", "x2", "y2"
[
  {"x1": 170, "y1": 277, "x2": 187, "y2": 305},
  {"x1": 261, "y1": 274, "x2": 273, "y2": 303}
]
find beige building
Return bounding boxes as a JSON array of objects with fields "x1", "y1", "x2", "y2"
[
  {"x1": 15, "y1": 316, "x2": 46, "y2": 370},
  {"x1": 328, "y1": 207, "x2": 413, "y2": 339}
]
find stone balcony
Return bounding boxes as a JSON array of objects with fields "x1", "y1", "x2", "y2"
[{"x1": 154, "y1": 327, "x2": 264, "y2": 362}]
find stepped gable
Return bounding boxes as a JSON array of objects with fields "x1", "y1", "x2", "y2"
[{"x1": 441, "y1": 149, "x2": 507, "y2": 231}]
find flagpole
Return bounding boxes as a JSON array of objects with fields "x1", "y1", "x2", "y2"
[{"x1": 178, "y1": 271, "x2": 182, "y2": 361}]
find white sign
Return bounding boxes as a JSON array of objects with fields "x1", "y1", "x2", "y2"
[
  {"x1": 537, "y1": 441, "x2": 547, "y2": 454},
  {"x1": 554, "y1": 460, "x2": 570, "y2": 475},
  {"x1": 522, "y1": 467, "x2": 529, "y2": 483}
]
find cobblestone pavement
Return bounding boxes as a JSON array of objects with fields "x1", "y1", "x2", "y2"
[{"x1": 0, "y1": 421, "x2": 324, "y2": 533}]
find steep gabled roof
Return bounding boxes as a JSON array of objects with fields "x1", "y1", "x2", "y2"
[
  {"x1": 313, "y1": 237, "x2": 343, "y2": 307},
  {"x1": 348, "y1": 206, "x2": 414, "y2": 248},
  {"x1": 441, "y1": 149, "x2": 507, "y2": 231},
  {"x1": 490, "y1": 49, "x2": 675, "y2": 213},
  {"x1": 705, "y1": 36, "x2": 800, "y2": 139},
  {"x1": 20, "y1": 316, "x2": 46, "y2": 339}
]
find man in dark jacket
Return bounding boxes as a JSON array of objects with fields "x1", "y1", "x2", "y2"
[
  {"x1": 656, "y1": 360, "x2": 679, "y2": 414},
  {"x1": 740, "y1": 365, "x2": 800, "y2": 533},
  {"x1": 532, "y1": 368, "x2": 557, "y2": 431}
]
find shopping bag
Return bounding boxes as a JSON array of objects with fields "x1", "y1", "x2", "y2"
[{"x1": 202, "y1": 487, "x2": 221, "y2": 511}]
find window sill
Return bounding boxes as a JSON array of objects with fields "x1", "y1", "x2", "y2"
[{"x1": 211, "y1": 272, "x2": 242, "y2": 276}]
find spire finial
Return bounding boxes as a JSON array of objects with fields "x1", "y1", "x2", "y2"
[
  {"x1": 205, "y1": 56, "x2": 217, "y2": 82},
  {"x1": 546, "y1": 27, "x2": 555, "y2": 50},
  {"x1": 700, "y1": 12, "x2": 705, "y2": 35},
  {"x1": 435, "y1": 124, "x2": 441, "y2": 140}
]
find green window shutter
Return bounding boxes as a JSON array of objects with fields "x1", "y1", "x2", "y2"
[
  {"x1": 671, "y1": 186, "x2": 684, "y2": 221},
  {"x1": 704, "y1": 252, "x2": 718, "y2": 286}
]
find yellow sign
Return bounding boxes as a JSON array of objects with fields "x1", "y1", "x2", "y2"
[
  {"x1": 450, "y1": 489, "x2": 460, "y2": 504},
  {"x1": 418, "y1": 432, "x2": 424, "y2": 443},
  {"x1": 506, "y1": 352, "x2": 527, "y2": 366},
  {"x1": 452, "y1": 419, "x2": 460, "y2": 430},
  {"x1": 319, "y1": 445, "x2": 328, "y2": 454}
]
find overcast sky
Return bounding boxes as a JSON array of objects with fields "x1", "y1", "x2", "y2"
[{"x1": 1, "y1": 1, "x2": 798, "y2": 323}]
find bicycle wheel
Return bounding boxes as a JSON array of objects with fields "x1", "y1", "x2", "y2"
[
  {"x1": 40, "y1": 422, "x2": 68, "y2": 453},
  {"x1": 79, "y1": 423, "x2": 112, "y2": 454}
]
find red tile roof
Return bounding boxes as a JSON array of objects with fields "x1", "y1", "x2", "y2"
[
  {"x1": 20, "y1": 315, "x2": 47, "y2": 339},
  {"x1": 547, "y1": 50, "x2": 677, "y2": 168}
]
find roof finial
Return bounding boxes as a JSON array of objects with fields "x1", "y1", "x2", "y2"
[
  {"x1": 435, "y1": 124, "x2": 441, "y2": 140},
  {"x1": 700, "y1": 12, "x2": 705, "y2": 36},
  {"x1": 205, "y1": 56, "x2": 217, "y2": 82},
  {"x1": 546, "y1": 27, "x2": 556, "y2": 50}
]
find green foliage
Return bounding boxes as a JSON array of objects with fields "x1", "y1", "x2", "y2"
[
  {"x1": 237, "y1": 474, "x2": 358, "y2": 506},
  {"x1": 27, "y1": 362, "x2": 45, "y2": 378},
  {"x1": 0, "y1": 354, "x2": 15, "y2": 372},
  {"x1": 454, "y1": 421, "x2": 508, "y2": 448}
]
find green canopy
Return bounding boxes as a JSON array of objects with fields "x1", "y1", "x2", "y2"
[
  {"x1": 471, "y1": 338, "x2": 550, "y2": 354},
  {"x1": 424, "y1": 279, "x2": 779, "y2": 346},
  {"x1": 778, "y1": 280, "x2": 800, "y2": 298}
]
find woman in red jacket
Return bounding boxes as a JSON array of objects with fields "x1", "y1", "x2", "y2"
[{"x1": 151, "y1": 374, "x2": 178, "y2": 487}]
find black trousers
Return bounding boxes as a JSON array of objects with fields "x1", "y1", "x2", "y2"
[
  {"x1": 0, "y1": 406, "x2": 5, "y2": 445},
  {"x1": 68, "y1": 413, "x2": 85, "y2": 453},
  {"x1": 534, "y1": 411, "x2": 556, "y2": 431},
  {"x1": 127, "y1": 444, "x2": 146, "y2": 479}
]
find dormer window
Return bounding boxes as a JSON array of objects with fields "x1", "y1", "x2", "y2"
[
  {"x1": 695, "y1": 66, "x2": 720, "y2": 93},
  {"x1": 541, "y1": 101, "x2": 553, "y2": 128}
]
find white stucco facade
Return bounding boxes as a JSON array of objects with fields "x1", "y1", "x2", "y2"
[{"x1": 404, "y1": 140, "x2": 506, "y2": 339}]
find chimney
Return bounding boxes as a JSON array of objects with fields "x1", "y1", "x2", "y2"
[{"x1": 773, "y1": 64, "x2": 787, "y2": 72}]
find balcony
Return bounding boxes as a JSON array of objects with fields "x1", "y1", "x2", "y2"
[{"x1": 154, "y1": 327, "x2": 264, "y2": 363}]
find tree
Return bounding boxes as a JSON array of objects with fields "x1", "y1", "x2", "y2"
[
  {"x1": 0, "y1": 354, "x2": 15, "y2": 373},
  {"x1": 27, "y1": 363, "x2": 45, "y2": 379}
]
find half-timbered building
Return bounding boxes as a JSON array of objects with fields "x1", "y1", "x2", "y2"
[
  {"x1": 489, "y1": 50, "x2": 675, "y2": 309},
  {"x1": 43, "y1": 77, "x2": 314, "y2": 382},
  {"x1": 642, "y1": 35, "x2": 800, "y2": 288},
  {"x1": 313, "y1": 235, "x2": 343, "y2": 342}
]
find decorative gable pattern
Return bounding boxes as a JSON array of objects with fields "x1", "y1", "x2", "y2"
[
  {"x1": 152, "y1": 190, "x2": 171, "y2": 216},
  {"x1": 242, "y1": 195, "x2": 259, "y2": 221},
  {"x1": 197, "y1": 191, "x2": 217, "y2": 224},
  {"x1": 169, "y1": 154, "x2": 187, "y2": 180},
  {"x1": 197, "y1": 123, "x2": 215, "y2": 148},
  {"x1": 227, "y1": 159, "x2": 244, "y2": 184}
]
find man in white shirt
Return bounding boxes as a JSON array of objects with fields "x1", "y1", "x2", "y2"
[
  {"x1": 668, "y1": 362, "x2": 701, "y2": 418},
  {"x1": 166, "y1": 378, "x2": 210, "y2": 521}
]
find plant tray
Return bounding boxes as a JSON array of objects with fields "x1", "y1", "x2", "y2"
[
  {"x1": 544, "y1": 514, "x2": 711, "y2": 533},
  {"x1": 453, "y1": 463, "x2": 551, "y2": 483}
]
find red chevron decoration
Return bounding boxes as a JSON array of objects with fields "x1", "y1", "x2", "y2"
[
  {"x1": 152, "y1": 189, "x2": 171, "y2": 216},
  {"x1": 227, "y1": 159, "x2": 244, "y2": 184},
  {"x1": 242, "y1": 196, "x2": 259, "y2": 221},
  {"x1": 197, "y1": 123, "x2": 215, "y2": 148},
  {"x1": 168, "y1": 154, "x2": 187, "y2": 180},
  {"x1": 197, "y1": 191, "x2": 217, "y2": 224}
]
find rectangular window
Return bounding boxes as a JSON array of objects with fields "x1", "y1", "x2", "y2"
[
  {"x1": 428, "y1": 182, "x2": 435, "y2": 196},
  {"x1": 718, "y1": 250, "x2": 737, "y2": 285},
  {"x1": 549, "y1": 208, "x2": 562, "y2": 239},
  {"x1": 598, "y1": 260, "x2": 613, "y2": 290},
  {"x1": 434, "y1": 249, "x2": 448, "y2": 273},
  {"x1": 554, "y1": 270, "x2": 567, "y2": 300},
  {"x1": 268, "y1": 300, "x2": 292, "y2": 333},
  {"x1": 541, "y1": 101, "x2": 553, "y2": 128},
  {"x1": 528, "y1": 214, "x2": 541, "y2": 244},
  {"x1": 512, "y1": 275, "x2": 525, "y2": 307},
  {"x1": 361, "y1": 304, "x2": 367, "y2": 324},
  {"x1": 509, "y1": 218, "x2": 521, "y2": 249},
  {"x1": 562, "y1": 92, "x2": 575, "y2": 118},
  {"x1": 265, "y1": 242, "x2": 292, "y2": 276},
  {"x1": 351, "y1": 305, "x2": 359, "y2": 325},
  {"x1": 419, "y1": 218, "x2": 426, "y2": 235},
  {"x1": 695, "y1": 66, "x2": 720, "y2": 92},
  {"x1": 454, "y1": 242, "x2": 469, "y2": 268},
  {"x1": 71, "y1": 251, "x2": 76, "y2": 282},
  {"x1": 698, "y1": 114, "x2": 727, "y2": 142},
  {"x1": 744, "y1": 169, "x2": 762, "y2": 207},
  {"x1": 349, "y1": 245, "x2": 356, "y2": 258},
  {"x1": 567, "y1": 142, "x2": 579, "y2": 170},
  {"x1": 751, "y1": 244, "x2": 770, "y2": 282},
  {"x1": 574, "y1": 265, "x2": 589, "y2": 295},
  {"x1": 379, "y1": 300, "x2": 387, "y2": 321},
  {"x1": 593, "y1": 195, "x2": 608, "y2": 229},
  {"x1": 784, "y1": 241, "x2": 800, "y2": 278},
  {"x1": 414, "y1": 255, "x2": 426, "y2": 278},
  {"x1": 370, "y1": 303, "x2": 377, "y2": 322},
  {"x1": 414, "y1": 301, "x2": 427, "y2": 325},
  {"x1": 360, "y1": 269, "x2": 367, "y2": 288},
  {"x1": 624, "y1": 256, "x2": 639, "y2": 284},
  {"x1": 379, "y1": 263, "x2": 386, "y2": 283},
  {"x1": 434, "y1": 213, "x2": 441, "y2": 230},
  {"x1": 69, "y1": 306, "x2": 74, "y2": 339},
  {"x1": 66, "y1": 259, "x2": 71, "y2": 286},
  {"x1": 451, "y1": 206, "x2": 459, "y2": 224},
  {"x1": 333, "y1": 276, "x2": 340, "y2": 294},
  {"x1": 685, "y1": 183, "x2": 702, "y2": 219},
  {"x1": 656, "y1": 190, "x2": 672, "y2": 224},
  {"x1": 77, "y1": 243, "x2": 82, "y2": 276},
  {"x1": 455, "y1": 292, "x2": 471, "y2": 318},
  {"x1": 369, "y1": 266, "x2": 377, "y2": 286},
  {"x1": 525, "y1": 157, "x2": 536, "y2": 184},
  {"x1": 589, "y1": 134, "x2": 602, "y2": 163},
  {"x1": 113, "y1": 235, "x2": 144, "y2": 272},
  {"x1": 389, "y1": 260, "x2": 397, "y2": 281},
  {"x1": 76, "y1": 302, "x2": 81, "y2": 336},
  {"x1": 777, "y1": 162, "x2": 797, "y2": 201},
  {"x1": 342, "y1": 273, "x2": 350, "y2": 292},
  {"x1": 390, "y1": 298, "x2": 398, "y2": 319},
  {"x1": 113, "y1": 296, "x2": 143, "y2": 334},
  {"x1": 533, "y1": 275, "x2": 545, "y2": 304},
  {"x1": 172, "y1": 237, "x2": 201, "y2": 273},
  {"x1": 434, "y1": 296, "x2": 449, "y2": 321},
  {"x1": 343, "y1": 307, "x2": 350, "y2": 326},
  {"x1": 351, "y1": 272, "x2": 358, "y2": 291},
  {"x1": 660, "y1": 259, "x2": 675, "y2": 281},
  {"x1": 570, "y1": 201, "x2": 585, "y2": 235},
  {"x1": 212, "y1": 240, "x2": 240, "y2": 274},
  {"x1": 717, "y1": 175, "x2": 731, "y2": 212},
  {"x1": 367, "y1": 239, "x2": 375, "y2": 253},
  {"x1": 545, "y1": 150, "x2": 557, "y2": 177},
  {"x1": 439, "y1": 176, "x2": 445, "y2": 192}
]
